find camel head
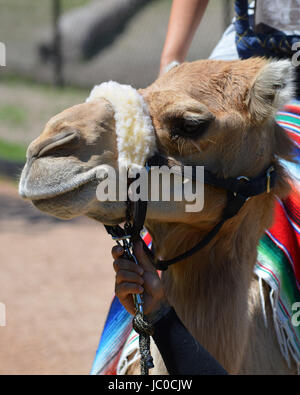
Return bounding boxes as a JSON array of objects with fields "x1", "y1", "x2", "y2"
[{"x1": 19, "y1": 58, "x2": 295, "y2": 230}]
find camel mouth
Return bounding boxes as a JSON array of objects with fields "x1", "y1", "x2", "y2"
[{"x1": 19, "y1": 161, "x2": 103, "y2": 201}]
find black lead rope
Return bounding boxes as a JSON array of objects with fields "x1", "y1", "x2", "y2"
[
  {"x1": 132, "y1": 312, "x2": 154, "y2": 375},
  {"x1": 105, "y1": 193, "x2": 154, "y2": 375},
  {"x1": 154, "y1": 190, "x2": 247, "y2": 270}
]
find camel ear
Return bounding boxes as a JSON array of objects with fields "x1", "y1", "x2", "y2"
[{"x1": 247, "y1": 59, "x2": 295, "y2": 122}]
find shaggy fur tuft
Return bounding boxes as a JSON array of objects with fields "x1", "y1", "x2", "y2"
[
  {"x1": 86, "y1": 81, "x2": 157, "y2": 169},
  {"x1": 248, "y1": 59, "x2": 295, "y2": 123}
]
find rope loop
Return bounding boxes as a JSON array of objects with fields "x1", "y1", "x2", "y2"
[{"x1": 132, "y1": 312, "x2": 154, "y2": 375}]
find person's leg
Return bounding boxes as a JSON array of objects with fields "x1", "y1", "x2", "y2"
[
  {"x1": 208, "y1": 23, "x2": 239, "y2": 60},
  {"x1": 209, "y1": 1, "x2": 255, "y2": 61}
]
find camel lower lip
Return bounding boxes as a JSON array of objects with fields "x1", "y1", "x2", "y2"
[
  {"x1": 21, "y1": 180, "x2": 90, "y2": 201},
  {"x1": 19, "y1": 165, "x2": 102, "y2": 201}
]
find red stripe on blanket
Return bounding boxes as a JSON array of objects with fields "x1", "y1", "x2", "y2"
[
  {"x1": 284, "y1": 197, "x2": 300, "y2": 228},
  {"x1": 285, "y1": 131, "x2": 300, "y2": 148},
  {"x1": 103, "y1": 348, "x2": 123, "y2": 375},
  {"x1": 285, "y1": 104, "x2": 300, "y2": 116},
  {"x1": 278, "y1": 124, "x2": 300, "y2": 146},
  {"x1": 279, "y1": 121, "x2": 300, "y2": 131},
  {"x1": 143, "y1": 232, "x2": 152, "y2": 247},
  {"x1": 269, "y1": 196, "x2": 300, "y2": 284}
]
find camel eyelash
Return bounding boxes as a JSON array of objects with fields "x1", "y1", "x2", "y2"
[{"x1": 169, "y1": 118, "x2": 212, "y2": 141}]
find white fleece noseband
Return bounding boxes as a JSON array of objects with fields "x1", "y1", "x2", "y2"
[{"x1": 86, "y1": 81, "x2": 156, "y2": 169}]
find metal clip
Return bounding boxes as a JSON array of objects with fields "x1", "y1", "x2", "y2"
[
  {"x1": 112, "y1": 234, "x2": 132, "y2": 241},
  {"x1": 115, "y1": 233, "x2": 144, "y2": 315}
]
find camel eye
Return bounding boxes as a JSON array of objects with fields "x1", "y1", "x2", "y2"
[{"x1": 170, "y1": 117, "x2": 212, "y2": 140}]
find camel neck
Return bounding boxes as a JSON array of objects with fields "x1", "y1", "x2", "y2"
[{"x1": 146, "y1": 196, "x2": 273, "y2": 372}]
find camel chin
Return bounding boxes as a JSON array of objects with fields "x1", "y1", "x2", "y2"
[
  {"x1": 32, "y1": 194, "x2": 126, "y2": 224},
  {"x1": 30, "y1": 182, "x2": 97, "y2": 220}
]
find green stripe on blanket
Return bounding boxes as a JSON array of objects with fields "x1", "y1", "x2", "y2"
[
  {"x1": 276, "y1": 115, "x2": 300, "y2": 126},
  {"x1": 255, "y1": 220, "x2": 300, "y2": 372},
  {"x1": 257, "y1": 235, "x2": 300, "y2": 308}
]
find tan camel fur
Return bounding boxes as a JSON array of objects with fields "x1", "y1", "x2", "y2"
[{"x1": 19, "y1": 58, "x2": 297, "y2": 374}]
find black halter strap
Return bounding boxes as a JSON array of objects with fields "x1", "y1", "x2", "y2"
[
  {"x1": 104, "y1": 155, "x2": 276, "y2": 271},
  {"x1": 146, "y1": 154, "x2": 276, "y2": 198},
  {"x1": 146, "y1": 155, "x2": 276, "y2": 270}
]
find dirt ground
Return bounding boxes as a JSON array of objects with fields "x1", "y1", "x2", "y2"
[{"x1": 0, "y1": 179, "x2": 116, "y2": 375}]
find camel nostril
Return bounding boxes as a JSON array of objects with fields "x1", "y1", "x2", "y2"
[{"x1": 30, "y1": 130, "x2": 79, "y2": 160}]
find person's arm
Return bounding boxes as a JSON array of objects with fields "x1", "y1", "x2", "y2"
[
  {"x1": 160, "y1": 0, "x2": 210, "y2": 74},
  {"x1": 112, "y1": 241, "x2": 227, "y2": 375},
  {"x1": 152, "y1": 306, "x2": 227, "y2": 375}
]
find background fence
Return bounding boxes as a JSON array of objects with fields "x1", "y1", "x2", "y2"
[{"x1": 0, "y1": 0, "x2": 234, "y2": 89}]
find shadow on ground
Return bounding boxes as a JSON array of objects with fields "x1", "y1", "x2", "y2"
[
  {"x1": 0, "y1": 159, "x2": 24, "y2": 180},
  {"x1": 0, "y1": 193, "x2": 64, "y2": 224}
]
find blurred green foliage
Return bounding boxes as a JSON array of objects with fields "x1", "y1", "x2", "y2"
[
  {"x1": 61, "y1": 0, "x2": 89, "y2": 11},
  {"x1": 0, "y1": 104, "x2": 27, "y2": 128},
  {"x1": 0, "y1": 139, "x2": 26, "y2": 162}
]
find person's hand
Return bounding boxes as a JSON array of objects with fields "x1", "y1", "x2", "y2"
[{"x1": 112, "y1": 241, "x2": 167, "y2": 316}]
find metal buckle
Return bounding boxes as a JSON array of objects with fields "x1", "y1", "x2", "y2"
[
  {"x1": 233, "y1": 175, "x2": 250, "y2": 198},
  {"x1": 236, "y1": 175, "x2": 250, "y2": 182},
  {"x1": 266, "y1": 166, "x2": 275, "y2": 193}
]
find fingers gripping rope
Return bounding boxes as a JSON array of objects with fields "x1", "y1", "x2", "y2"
[
  {"x1": 132, "y1": 312, "x2": 155, "y2": 375},
  {"x1": 105, "y1": 221, "x2": 154, "y2": 374}
]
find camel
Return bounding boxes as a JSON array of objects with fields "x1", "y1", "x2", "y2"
[{"x1": 19, "y1": 57, "x2": 298, "y2": 374}]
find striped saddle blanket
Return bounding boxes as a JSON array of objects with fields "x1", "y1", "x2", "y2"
[{"x1": 91, "y1": 102, "x2": 300, "y2": 375}]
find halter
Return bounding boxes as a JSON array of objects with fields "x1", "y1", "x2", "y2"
[
  {"x1": 107, "y1": 155, "x2": 276, "y2": 272},
  {"x1": 146, "y1": 155, "x2": 276, "y2": 270}
]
